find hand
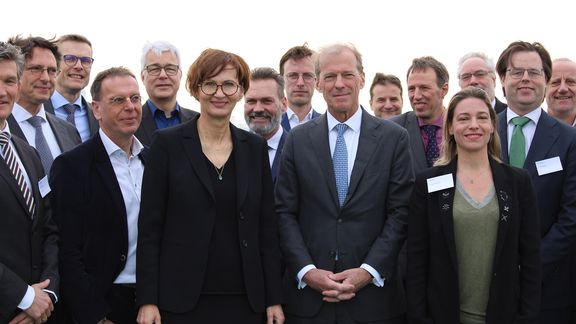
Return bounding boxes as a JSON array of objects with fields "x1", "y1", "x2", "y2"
[
  {"x1": 137, "y1": 304, "x2": 161, "y2": 324},
  {"x1": 324, "y1": 268, "x2": 372, "y2": 301},
  {"x1": 23, "y1": 280, "x2": 53, "y2": 322},
  {"x1": 97, "y1": 319, "x2": 114, "y2": 324},
  {"x1": 266, "y1": 304, "x2": 284, "y2": 324},
  {"x1": 303, "y1": 269, "x2": 354, "y2": 303},
  {"x1": 8, "y1": 312, "x2": 35, "y2": 324}
]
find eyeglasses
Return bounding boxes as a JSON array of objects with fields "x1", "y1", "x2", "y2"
[
  {"x1": 108, "y1": 95, "x2": 142, "y2": 106},
  {"x1": 458, "y1": 70, "x2": 491, "y2": 81},
  {"x1": 144, "y1": 64, "x2": 179, "y2": 76},
  {"x1": 63, "y1": 54, "x2": 94, "y2": 68},
  {"x1": 25, "y1": 65, "x2": 58, "y2": 77},
  {"x1": 198, "y1": 80, "x2": 240, "y2": 96},
  {"x1": 285, "y1": 72, "x2": 316, "y2": 83},
  {"x1": 506, "y1": 68, "x2": 544, "y2": 80}
]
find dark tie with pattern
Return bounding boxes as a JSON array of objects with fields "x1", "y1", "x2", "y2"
[
  {"x1": 0, "y1": 131, "x2": 35, "y2": 216},
  {"x1": 63, "y1": 104, "x2": 79, "y2": 126},
  {"x1": 422, "y1": 125, "x2": 439, "y2": 167},
  {"x1": 27, "y1": 116, "x2": 54, "y2": 173}
]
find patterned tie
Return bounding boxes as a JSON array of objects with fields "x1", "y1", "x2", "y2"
[
  {"x1": 27, "y1": 116, "x2": 54, "y2": 173},
  {"x1": 333, "y1": 123, "x2": 348, "y2": 207},
  {"x1": 509, "y1": 116, "x2": 530, "y2": 168},
  {"x1": 0, "y1": 132, "x2": 35, "y2": 216},
  {"x1": 63, "y1": 104, "x2": 78, "y2": 126},
  {"x1": 422, "y1": 125, "x2": 439, "y2": 167}
]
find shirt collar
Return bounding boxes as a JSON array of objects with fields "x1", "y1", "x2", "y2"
[
  {"x1": 266, "y1": 126, "x2": 283, "y2": 150},
  {"x1": 327, "y1": 106, "x2": 362, "y2": 133},
  {"x1": 51, "y1": 90, "x2": 83, "y2": 109},
  {"x1": 12, "y1": 103, "x2": 48, "y2": 123},
  {"x1": 506, "y1": 107, "x2": 542, "y2": 125},
  {"x1": 417, "y1": 110, "x2": 445, "y2": 128},
  {"x1": 99, "y1": 128, "x2": 144, "y2": 158},
  {"x1": 286, "y1": 106, "x2": 313, "y2": 121},
  {"x1": 147, "y1": 99, "x2": 180, "y2": 116}
]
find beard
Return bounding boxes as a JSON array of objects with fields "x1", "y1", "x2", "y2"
[{"x1": 246, "y1": 110, "x2": 281, "y2": 137}]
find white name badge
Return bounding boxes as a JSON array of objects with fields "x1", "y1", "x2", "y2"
[
  {"x1": 535, "y1": 156, "x2": 563, "y2": 176},
  {"x1": 38, "y1": 176, "x2": 51, "y2": 198},
  {"x1": 427, "y1": 174, "x2": 454, "y2": 193}
]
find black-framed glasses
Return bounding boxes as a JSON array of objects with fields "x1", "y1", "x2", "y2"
[
  {"x1": 285, "y1": 72, "x2": 316, "y2": 83},
  {"x1": 144, "y1": 64, "x2": 179, "y2": 76},
  {"x1": 198, "y1": 80, "x2": 240, "y2": 96},
  {"x1": 506, "y1": 68, "x2": 544, "y2": 80},
  {"x1": 25, "y1": 65, "x2": 58, "y2": 77},
  {"x1": 63, "y1": 54, "x2": 94, "y2": 68},
  {"x1": 458, "y1": 70, "x2": 491, "y2": 81}
]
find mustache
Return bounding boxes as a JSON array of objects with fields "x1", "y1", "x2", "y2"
[{"x1": 248, "y1": 111, "x2": 273, "y2": 119}]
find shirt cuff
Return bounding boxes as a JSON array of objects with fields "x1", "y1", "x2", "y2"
[
  {"x1": 43, "y1": 289, "x2": 58, "y2": 303},
  {"x1": 361, "y1": 263, "x2": 385, "y2": 287},
  {"x1": 18, "y1": 285, "x2": 35, "y2": 310},
  {"x1": 296, "y1": 264, "x2": 316, "y2": 289}
]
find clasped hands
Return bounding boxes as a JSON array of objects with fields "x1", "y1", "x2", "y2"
[{"x1": 303, "y1": 268, "x2": 372, "y2": 303}]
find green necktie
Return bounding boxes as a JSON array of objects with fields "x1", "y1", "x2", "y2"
[{"x1": 509, "y1": 116, "x2": 530, "y2": 167}]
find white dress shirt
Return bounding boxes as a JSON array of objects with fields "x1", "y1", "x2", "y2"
[
  {"x1": 11, "y1": 103, "x2": 62, "y2": 159},
  {"x1": 286, "y1": 107, "x2": 315, "y2": 129},
  {"x1": 506, "y1": 107, "x2": 542, "y2": 156},
  {"x1": 266, "y1": 126, "x2": 284, "y2": 168}
]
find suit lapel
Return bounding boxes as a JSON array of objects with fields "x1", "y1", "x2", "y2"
[
  {"x1": 232, "y1": 126, "x2": 249, "y2": 211},
  {"x1": 309, "y1": 115, "x2": 339, "y2": 207},
  {"x1": 7, "y1": 115, "x2": 26, "y2": 143},
  {"x1": 84, "y1": 99, "x2": 99, "y2": 135},
  {"x1": 181, "y1": 118, "x2": 216, "y2": 201},
  {"x1": 490, "y1": 158, "x2": 513, "y2": 271},
  {"x1": 271, "y1": 130, "x2": 287, "y2": 182},
  {"x1": 524, "y1": 112, "x2": 559, "y2": 173},
  {"x1": 406, "y1": 113, "x2": 428, "y2": 171},
  {"x1": 0, "y1": 140, "x2": 35, "y2": 219},
  {"x1": 347, "y1": 110, "x2": 378, "y2": 203},
  {"x1": 281, "y1": 113, "x2": 291, "y2": 131},
  {"x1": 497, "y1": 110, "x2": 510, "y2": 164},
  {"x1": 140, "y1": 103, "x2": 158, "y2": 143},
  {"x1": 13, "y1": 138, "x2": 42, "y2": 222},
  {"x1": 436, "y1": 161, "x2": 459, "y2": 272}
]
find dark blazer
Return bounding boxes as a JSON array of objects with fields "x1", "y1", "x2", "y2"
[
  {"x1": 407, "y1": 157, "x2": 541, "y2": 324},
  {"x1": 391, "y1": 111, "x2": 429, "y2": 174},
  {"x1": 44, "y1": 96, "x2": 99, "y2": 137},
  {"x1": 49, "y1": 132, "x2": 145, "y2": 324},
  {"x1": 494, "y1": 97, "x2": 507, "y2": 114},
  {"x1": 8, "y1": 113, "x2": 81, "y2": 154},
  {"x1": 136, "y1": 115, "x2": 283, "y2": 313},
  {"x1": 270, "y1": 129, "x2": 287, "y2": 182},
  {"x1": 134, "y1": 102, "x2": 199, "y2": 146},
  {"x1": 275, "y1": 109, "x2": 414, "y2": 321},
  {"x1": 280, "y1": 108, "x2": 321, "y2": 132},
  {"x1": 498, "y1": 109, "x2": 576, "y2": 310},
  {"x1": 0, "y1": 135, "x2": 58, "y2": 320}
]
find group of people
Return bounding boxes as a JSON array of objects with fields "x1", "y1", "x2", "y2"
[{"x1": 0, "y1": 33, "x2": 575, "y2": 324}]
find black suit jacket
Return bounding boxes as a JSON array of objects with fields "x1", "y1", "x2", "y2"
[
  {"x1": 275, "y1": 109, "x2": 414, "y2": 321},
  {"x1": 280, "y1": 108, "x2": 321, "y2": 132},
  {"x1": 134, "y1": 102, "x2": 199, "y2": 146},
  {"x1": 136, "y1": 115, "x2": 283, "y2": 313},
  {"x1": 0, "y1": 135, "x2": 58, "y2": 320},
  {"x1": 49, "y1": 133, "x2": 145, "y2": 323},
  {"x1": 407, "y1": 157, "x2": 541, "y2": 324},
  {"x1": 44, "y1": 96, "x2": 99, "y2": 138},
  {"x1": 498, "y1": 109, "x2": 576, "y2": 310},
  {"x1": 270, "y1": 129, "x2": 287, "y2": 182},
  {"x1": 494, "y1": 97, "x2": 507, "y2": 114}
]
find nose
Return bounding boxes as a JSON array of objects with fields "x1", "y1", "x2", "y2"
[
  {"x1": 558, "y1": 79, "x2": 570, "y2": 93},
  {"x1": 334, "y1": 74, "x2": 346, "y2": 88}
]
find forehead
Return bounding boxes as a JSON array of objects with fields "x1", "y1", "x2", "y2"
[
  {"x1": 551, "y1": 61, "x2": 576, "y2": 76},
  {"x1": 373, "y1": 83, "x2": 401, "y2": 96},
  {"x1": 318, "y1": 49, "x2": 358, "y2": 73},
  {"x1": 283, "y1": 56, "x2": 314, "y2": 72},
  {"x1": 145, "y1": 50, "x2": 178, "y2": 64},
  {"x1": 0, "y1": 60, "x2": 18, "y2": 78},
  {"x1": 408, "y1": 68, "x2": 438, "y2": 86},
  {"x1": 245, "y1": 79, "x2": 279, "y2": 98},
  {"x1": 27, "y1": 47, "x2": 57, "y2": 66},
  {"x1": 509, "y1": 51, "x2": 543, "y2": 68},
  {"x1": 460, "y1": 57, "x2": 488, "y2": 71},
  {"x1": 101, "y1": 75, "x2": 139, "y2": 96},
  {"x1": 58, "y1": 40, "x2": 92, "y2": 55},
  {"x1": 454, "y1": 97, "x2": 490, "y2": 114}
]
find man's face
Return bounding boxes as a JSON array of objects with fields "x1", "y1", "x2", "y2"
[
  {"x1": 93, "y1": 75, "x2": 142, "y2": 140},
  {"x1": 458, "y1": 57, "x2": 496, "y2": 101},
  {"x1": 0, "y1": 60, "x2": 19, "y2": 128},
  {"x1": 370, "y1": 83, "x2": 403, "y2": 119},
  {"x1": 56, "y1": 40, "x2": 93, "y2": 95},
  {"x1": 282, "y1": 57, "x2": 316, "y2": 109},
  {"x1": 316, "y1": 49, "x2": 365, "y2": 118},
  {"x1": 18, "y1": 47, "x2": 58, "y2": 111},
  {"x1": 244, "y1": 79, "x2": 283, "y2": 138},
  {"x1": 407, "y1": 67, "x2": 448, "y2": 121},
  {"x1": 141, "y1": 50, "x2": 181, "y2": 103},
  {"x1": 546, "y1": 60, "x2": 576, "y2": 118},
  {"x1": 500, "y1": 51, "x2": 547, "y2": 115}
]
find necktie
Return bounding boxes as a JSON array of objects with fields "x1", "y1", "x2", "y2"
[
  {"x1": 422, "y1": 125, "x2": 439, "y2": 167},
  {"x1": 509, "y1": 116, "x2": 530, "y2": 168},
  {"x1": 27, "y1": 116, "x2": 54, "y2": 173},
  {"x1": 333, "y1": 123, "x2": 348, "y2": 207},
  {"x1": 63, "y1": 104, "x2": 78, "y2": 126},
  {"x1": 0, "y1": 132, "x2": 35, "y2": 215}
]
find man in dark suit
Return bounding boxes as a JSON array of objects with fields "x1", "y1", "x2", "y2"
[
  {"x1": 0, "y1": 41, "x2": 58, "y2": 324},
  {"x1": 44, "y1": 34, "x2": 99, "y2": 142},
  {"x1": 279, "y1": 44, "x2": 321, "y2": 131},
  {"x1": 135, "y1": 40, "x2": 198, "y2": 146},
  {"x1": 50, "y1": 67, "x2": 144, "y2": 323},
  {"x1": 391, "y1": 56, "x2": 449, "y2": 173},
  {"x1": 495, "y1": 41, "x2": 576, "y2": 324},
  {"x1": 244, "y1": 67, "x2": 287, "y2": 182},
  {"x1": 276, "y1": 43, "x2": 414, "y2": 323},
  {"x1": 7, "y1": 36, "x2": 81, "y2": 174},
  {"x1": 457, "y1": 51, "x2": 507, "y2": 114}
]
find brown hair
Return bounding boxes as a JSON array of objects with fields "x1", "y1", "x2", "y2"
[
  {"x1": 406, "y1": 56, "x2": 449, "y2": 88},
  {"x1": 496, "y1": 41, "x2": 552, "y2": 83},
  {"x1": 90, "y1": 67, "x2": 136, "y2": 100},
  {"x1": 278, "y1": 44, "x2": 315, "y2": 75},
  {"x1": 369, "y1": 73, "x2": 403, "y2": 100},
  {"x1": 57, "y1": 34, "x2": 92, "y2": 48},
  {"x1": 8, "y1": 35, "x2": 61, "y2": 67}
]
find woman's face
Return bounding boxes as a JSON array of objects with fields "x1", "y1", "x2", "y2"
[
  {"x1": 449, "y1": 97, "x2": 494, "y2": 154},
  {"x1": 197, "y1": 64, "x2": 243, "y2": 120}
]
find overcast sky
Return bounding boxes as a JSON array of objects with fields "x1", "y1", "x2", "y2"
[{"x1": 3, "y1": 0, "x2": 574, "y2": 126}]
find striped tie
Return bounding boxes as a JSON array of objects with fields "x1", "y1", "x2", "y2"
[{"x1": 0, "y1": 132, "x2": 35, "y2": 216}]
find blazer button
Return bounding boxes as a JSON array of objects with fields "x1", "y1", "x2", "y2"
[
  {"x1": 242, "y1": 240, "x2": 248, "y2": 248},
  {"x1": 120, "y1": 254, "x2": 126, "y2": 262},
  {"x1": 32, "y1": 265, "x2": 39, "y2": 270},
  {"x1": 337, "y1": 218, "x2": 343, "y2": 223},
  {"x1": 239, "y1": 212, "x2": 245, "y2": 220}
]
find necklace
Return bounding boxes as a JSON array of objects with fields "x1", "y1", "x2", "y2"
[{"x1": 214, "y1": 164, "x2": 225, "y2": 180}]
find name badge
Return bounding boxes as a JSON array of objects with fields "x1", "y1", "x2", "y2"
[
  {"x1": 39, "y1": 176, "x2": 51, "y2": 198},
  {"x1": 535, "y1": 156, "x2": 563, "y2": 176},
  {"x1": 427, "y1": 174, "x2": 454, "y2": 193}
]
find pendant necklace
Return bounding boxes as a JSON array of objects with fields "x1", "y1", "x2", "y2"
[{"x1": 215, "y1": 164, "x2": 225, "y2": 180}]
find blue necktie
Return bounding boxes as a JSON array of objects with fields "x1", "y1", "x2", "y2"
[
  {"x1": 27, "y1": 116, "x2": 54, "y2": 173},
  {"x1": 333, "y1": 123, "x2": 348, "y2": 207},
  {"x1": 422, "y1": 125, "x2": 439, "y2": 167},
  {"x1": 63, "y1": 103, "x2": 79, "y2": 126}
]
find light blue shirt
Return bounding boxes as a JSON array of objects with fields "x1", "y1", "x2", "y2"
[
  {"x1": 11, "y1": 104, "x2": 62, "y2": 160},
  {"x1": 51, "y1": 91, "x2": 91, "y2": 142}
]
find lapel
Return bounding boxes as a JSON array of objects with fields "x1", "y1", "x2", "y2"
[
  {"x1": 271, "y1": 129, "x2": 287, "y2": 182},
  {"x1": 7, "y1": 114, "x2": 26, "y2": 142},
  {"x1": 140, "y1": 102, "x2": 157, "y2": 142},
  {"x1": 309, "y1": 114, "x2": 339, "y2": 207},
  {"x1": 347, "y1": 109, "x2": 379, "y2": 204},
  {"x1": 524, "y1": 111, "x2": 559, "y2": 173},
  {"x1": 434, "y1": 161, "x2": 459, "y2": 272},
  {"x1": 281, "y1": 112, "x2": 291, "y2": 131},
  {"x1": 180, "y1": 107, "x2": 198, "y2": 123},
  {"x1": 406, "y1": 112, "x2": 428, "y2": 172},
  {"x1": 43, "y1": 98, "x2": 56, "y2": 114},
  {"x1": 490, "y1": 158, "x2": 514, "y2": 271},
  {"x1": 84, "y1": 99, "x2": 99, "y2": 135},
  {"x1": 232, "y1": 126, "x2": 249, "y2": 211},
  {"x1": 181, "y1": 117, "x2": 216, "y2": 201},
  {"x1": 497, "y1": 110, "x2": 510, "y2": 163},
  {"x1": 311, "y1": 109, "x2": 321, "y2": 119}
]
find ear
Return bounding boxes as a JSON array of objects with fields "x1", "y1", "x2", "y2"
[
  {"x1": 441, "y1": 82, "x2": 449, "y2": 98},
  {"x1": 281, "y1": 97, "x2": 287, "y2": 113},
  {"x1": 316, "y1": 78, "x2": 322, "y2": 93},
  {"x1": 359, "y1": 72, "x2": 365, "y2": 89},
  {"x1": 92, "y1": 101, "x2": 102, "y2": 121},
  {"x1": 140, "y1": 71, "x2": 146, "y2": 82}
]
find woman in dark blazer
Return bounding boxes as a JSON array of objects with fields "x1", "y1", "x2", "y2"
[
  {"x1": 135, "y1": 49, "x2": 284, "y2": 324},
  {"x1": 407, "y1": 87, "x2": 541, "y2": 324}
]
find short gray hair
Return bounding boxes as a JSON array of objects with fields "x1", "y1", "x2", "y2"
[{"x1": 141, "y1": 40, "x2": 181, "y2": 70}]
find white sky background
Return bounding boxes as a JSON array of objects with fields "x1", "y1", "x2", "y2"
[{"x1": 2, "y1": 0, "x2": 575, "y2": 127}]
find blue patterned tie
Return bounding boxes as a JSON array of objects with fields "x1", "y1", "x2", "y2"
[
  {"x1": 422, "y1": 125, "x2": 439, "y2": 167},
  {"x1": 27, "y1": 116, "x2": 54, "y2": 173},
  {"x1": 63, "y1": 103, "x2": 79, "y2": 126},
  {"x1": 333, "y1": 123, "x2": 348, "y2": 207}
]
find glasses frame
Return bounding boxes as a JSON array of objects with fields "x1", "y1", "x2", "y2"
[
  {"x1": 62, "y1": 54, "x2": 94, "y2": 68},
  {"x1": 506, "y1": 68, "x2": 544, "y2": 80},
  {"x1": 285, "y1": 72, "x2": 316, "y2": 83},
  {"x1": 144, "y1": 64, "x2": 180, "y2": 76},
  {"x1": 458, "y1": 70, "x2": 492, "y2": 81},
  {"x1": 198, "y1": 80, "x2": 240, "y2": 96},
  {"x1": 25, "y1": 65, "x2": 58, "y2": 77}
]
